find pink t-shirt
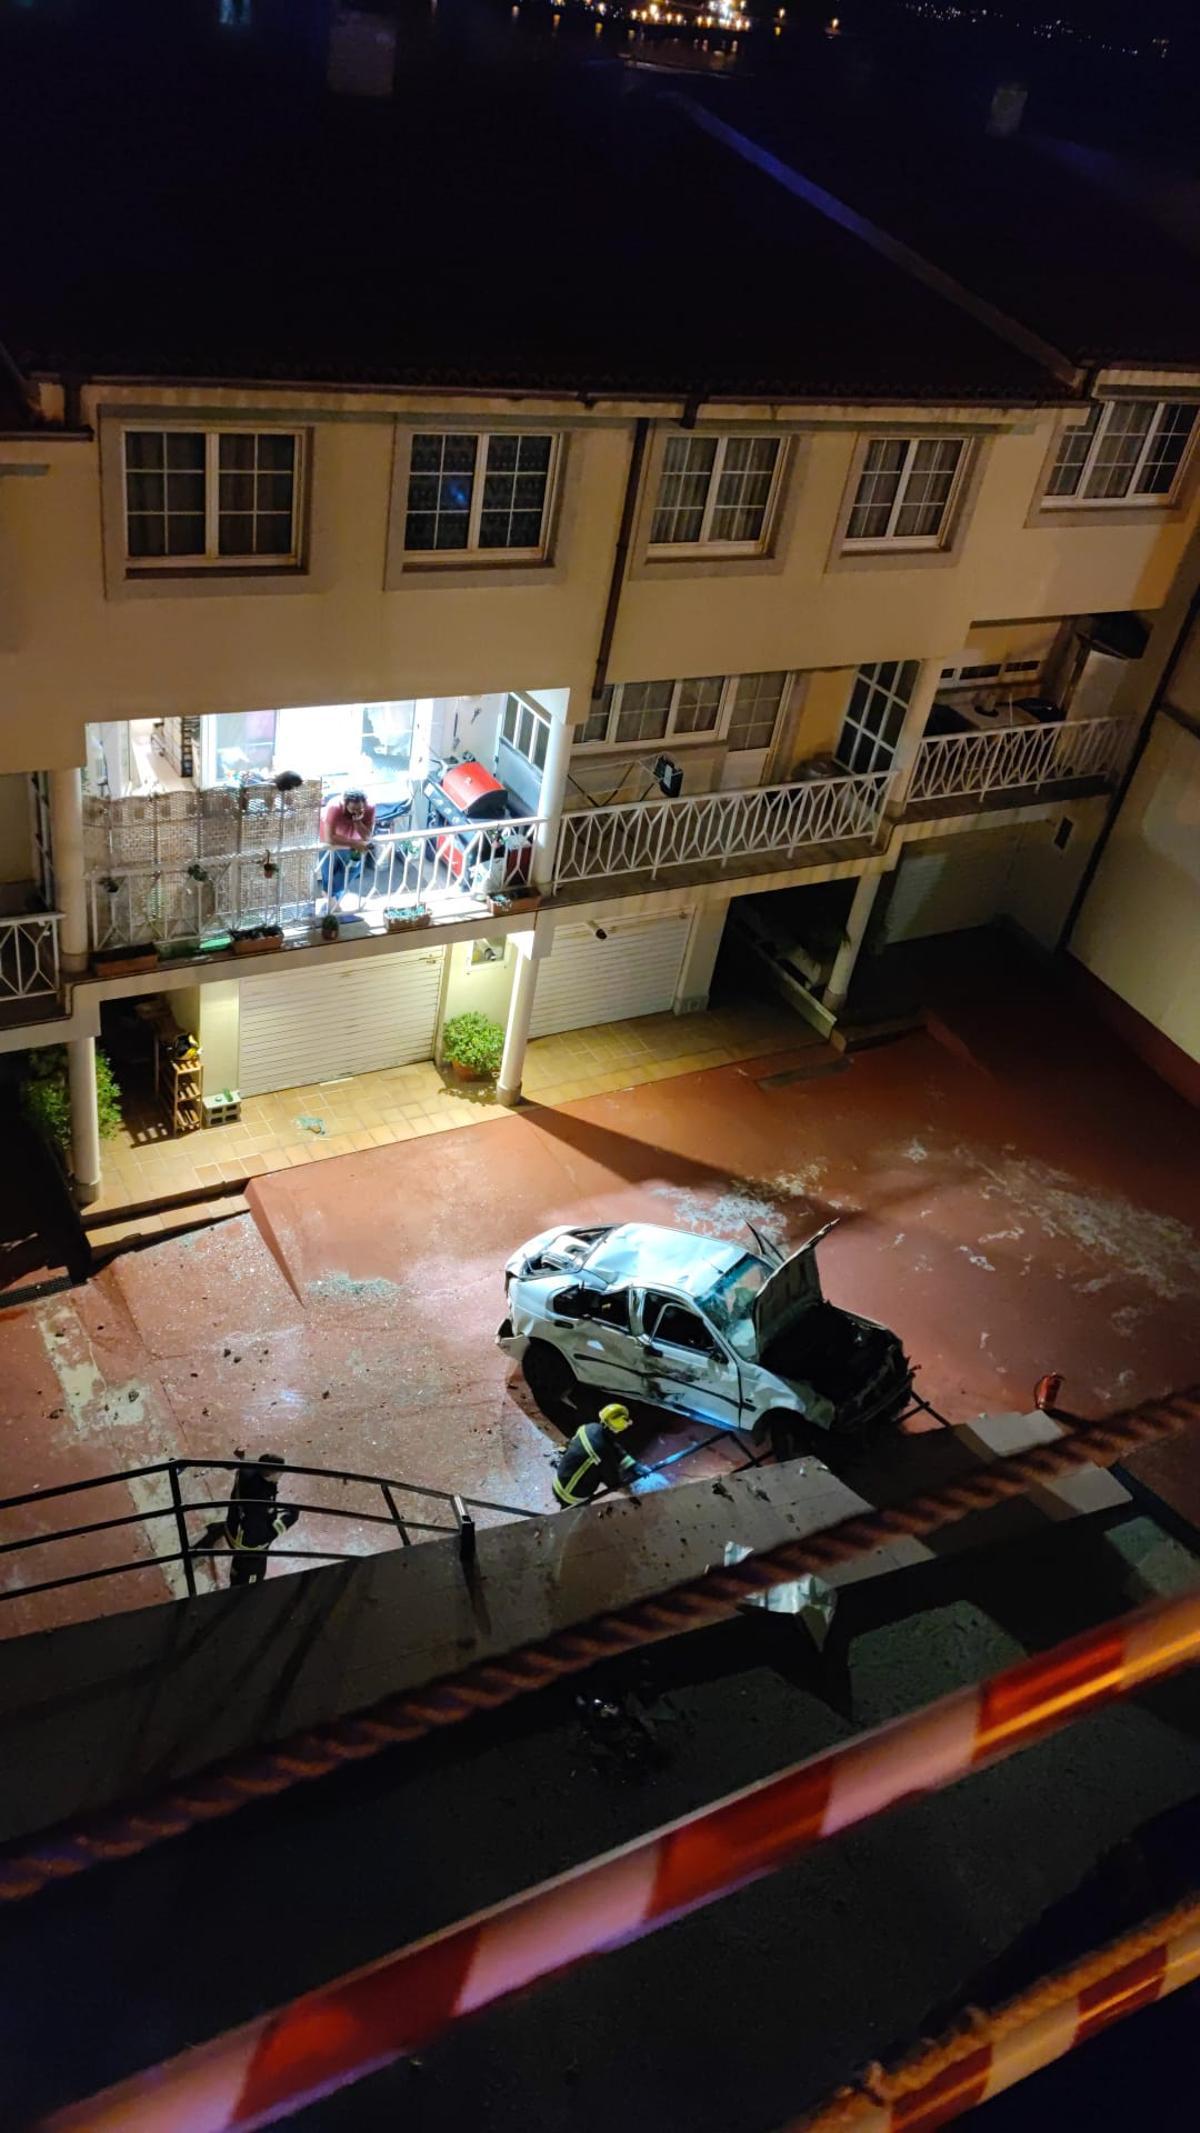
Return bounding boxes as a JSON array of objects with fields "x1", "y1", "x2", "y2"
[{"x1": 321, "y1": 798, "x2": 376, "y2": 848}]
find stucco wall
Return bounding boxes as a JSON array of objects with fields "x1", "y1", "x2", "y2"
[
  {"x1": 1071, "y1": 714, "x2": 1200, "y2": 1065},
  {"x1": 3, "y1": 391, "x2": 1196, "y2": 777}
]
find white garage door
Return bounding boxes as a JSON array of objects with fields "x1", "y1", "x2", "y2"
[
  {"x1": 239, "y1": 948, "x2": 445, "y2": 1096},
  {"x1": 884, "y1": 834, "x2": 1020, "y2": 944},
  {"x1": 530, "y1": 915, "x2": 690, "y2": 1038}
]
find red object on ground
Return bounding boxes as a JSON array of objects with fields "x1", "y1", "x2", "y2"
[
  {"x1": 1035, "y1": 1372, "x2": 1064, "y2": 1413},
  {"x1": 38, "y1": 1584, "x2": 1200, "y2": 2133}
]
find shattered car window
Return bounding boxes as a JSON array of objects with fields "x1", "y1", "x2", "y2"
[{"x1": 700, "y1": 1253, "x2": 769, "y2": 1359}]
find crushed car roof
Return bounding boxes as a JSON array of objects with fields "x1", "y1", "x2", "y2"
[{"x1": 584, "y1": 1224, "x2": 751, "y2": 1297}]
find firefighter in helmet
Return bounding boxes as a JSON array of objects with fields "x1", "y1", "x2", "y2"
[{"x1": 553, "y1": 1403, "x2": 648, "y2": 1508}]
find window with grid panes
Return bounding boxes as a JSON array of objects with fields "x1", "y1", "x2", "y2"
[
  {"x1": 1045, "y1": 400, "x2": 1197, "y2": 505},
  {"x1": 672, "y1": 676, "x2": 724, "y2": 735},
  {"x1": 650, "y1": 434, "x2": 781, "y2": 549},
  {"x1": 501, "y1": 693, "x2": 550, "y2": 773},
  {"x1": 613, "y1": 681, "x2": 674, "y2": 745},
  {"x1": 727, "y1": 672, "x2": 787, "y2": 754},
  {"x1": 845, "y1": 438, "x2": 966, "y2": 546},
  {"x1": 836, "y1": 661, "x2": 919, "y2": 776},
  {"x1": 123, "y1": 430, "x2": 300, "y2": 563},
  {"x1": 405, "y1": 433, "x2": 556, "y2": 555},
  {"x1": 581, "y1": 690, "x2": 613, "y2": 746}
]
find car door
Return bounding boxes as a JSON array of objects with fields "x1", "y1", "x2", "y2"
[
  {"x1": 636, "y1": 1292, "x2": 743, "y2": 1430},
  {"x1": 551, "y1": 1284, "x2": 645, "y2": 1395}
]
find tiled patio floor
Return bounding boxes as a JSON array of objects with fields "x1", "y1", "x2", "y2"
[{"x1": 91, "y1": 1000, "x2": 813, "y2": 1234}]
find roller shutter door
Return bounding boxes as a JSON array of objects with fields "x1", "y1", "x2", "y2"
[
  {"x1": 238, "y1": 948, "x2": 444, "y2": 1096},
  {"x1": 884, "y1": 834, "x2": 1019, "y2": 944},
  {"x1": 530, "y1": 914, "x2": 689, "y2": 1038}
]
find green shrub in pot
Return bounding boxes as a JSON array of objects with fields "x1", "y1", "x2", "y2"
[{"x1": 441, "y1": 1010, "x2": 504, "y2": 1081}]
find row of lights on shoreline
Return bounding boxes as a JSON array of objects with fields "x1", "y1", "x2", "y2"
[{"x1": 538, "y1": 0, "x2": 759, "y2": 26}]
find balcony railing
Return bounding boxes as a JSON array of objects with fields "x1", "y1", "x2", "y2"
[
  {"x1": 552, "y1": 770, "x2": 892, "y2": 888},
  {"x1": 908, "y1": 717, "x2": 1131, "y2": 808},
  {"x1": 87, "y1": 820, "x2": 543, "y2": 951},
  {"x1": 0, "y1": 912, "x2": 62, "y2": 1005}
]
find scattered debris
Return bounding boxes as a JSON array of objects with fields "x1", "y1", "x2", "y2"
[
  {"x1": 295, "y1": 1115, "x2": 327, "y2": 1136},
  {"x1": 725, "y1": 1543, "x2": 838, "y2": 1645}
]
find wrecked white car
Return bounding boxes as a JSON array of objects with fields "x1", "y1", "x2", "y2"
[{"x1": 497, "y1": 1219, "x2": 912, "y2": 1457}]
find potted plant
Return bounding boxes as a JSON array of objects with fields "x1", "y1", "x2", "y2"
[
  {"x1": 320, "y1": 913, "x2": 340, "y2": 942},
  {"x1": 233, "y1": 923, "x2": 284, "y2": 957},
  {"x1": 384, "y1": 903, "x2": 431, "y2": 934},
  {"x1": 23, "y1": 1047, "x2": 123, "y2": 1171},
  {"x1": 91, "y1": 940, "x2": 160, "y2": 978},
  {"x1": 441, "y1": 1010, "x2": 504, "y2": 1084}
]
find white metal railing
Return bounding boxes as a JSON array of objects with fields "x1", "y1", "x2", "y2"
[
  {"x1": 552, "y1": 771, "x2": 892, "y2": 888},
  {"x1": 908, "y1": 717, "x2": 1131, "y2": 807},
  {"x1": 87, "y1": 818, "x2": 543, "y2": 951},
  {"x1": 0, "y1": 912, "x2": 62, "y2": 1004}
]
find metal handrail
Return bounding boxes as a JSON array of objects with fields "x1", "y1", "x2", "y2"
[
  {"x1": 0, "y1": 909, "x2": 62, "y2": 1002},
  {"x1": 908, "y1": 714, "x2": 1131, "y2": 805},
  {"x1": 552, "y1": 768, "x2": 892, "y2": 887},
  {"x1": 0, "y1": 1455, "x2": 537, "y2": 1606},
  {"x1": 86, "y1": 814, "x2": 545, "y2": 950}
]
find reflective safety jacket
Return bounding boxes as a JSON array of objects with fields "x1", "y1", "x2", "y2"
[
  {"x1": 553, "y1": 1422, "x2": 642, "y2": 1507},
  {"x1": 227, "y1": 1467, "x2": 299, "y2": 1553}
]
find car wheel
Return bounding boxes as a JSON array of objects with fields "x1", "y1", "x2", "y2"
[
  {"x1": 761, "y1": 1411, "x2": 820, "y2": 1463},
  {"x1": 523, "y1": 1341, "x2": 579, "y2": 1426}
]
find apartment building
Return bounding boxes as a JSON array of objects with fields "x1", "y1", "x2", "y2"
[{"x1": 2, "y1": 45, "x2": 1198, "y2": 1200}]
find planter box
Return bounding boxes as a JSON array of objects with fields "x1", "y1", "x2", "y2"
[
  {"x1": 385, "y1": 907, "x2": 432, "y2": 934},
  {"x1": 232, "y1": 932, "x2": 284, "y2": 958},
  {"x1": 92, "y1": 946, "x2": 160, "y2": 979},
  {"x1": 488, "y1": 892, "x2": 541, "y2": 917}
]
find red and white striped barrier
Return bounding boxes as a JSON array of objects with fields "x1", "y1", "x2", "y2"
[
  {"x1": 791, "y1": 1900, "x2": 1200, "y2": 2130},
  {"x1": 39, "y1": 1584, "x2": 1200, "y2": 2133}
]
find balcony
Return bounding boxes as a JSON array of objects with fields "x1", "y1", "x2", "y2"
[
  {"x1": 84, "y1": 784, "x2": 544, "y2": 955},
  {"x1": 551, "y1": 769, "x2": 893, "y2": 896},
  {"x1": 907, "y1": 716, "x2": 1131, "y2": 815},
  {"x1": 0, "y1": 912, "x2": 63, "y2": 1026},
  {"x1": 82, "y1": 769, "x2": 895, "y2": 956}
]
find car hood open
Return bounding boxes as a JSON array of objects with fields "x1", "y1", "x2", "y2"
[{"x1": 752, "y1": 1218, "x2": 838, "y2": 1352}]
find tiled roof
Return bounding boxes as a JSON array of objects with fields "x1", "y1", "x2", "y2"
[{"x1": 0, "y1": 27, "x2": 1071, "y2": 405}]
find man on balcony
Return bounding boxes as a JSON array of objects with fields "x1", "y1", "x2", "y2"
[{"x1": 319, "y1": 786, "x2": 377, "y2": 908}]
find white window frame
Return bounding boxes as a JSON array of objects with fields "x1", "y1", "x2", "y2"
[
  {"x1": 647, "y1": 434, "x2": 785, "y2": 556},
  {"x1": 403, "y1": 432, "x2": 561, "y2": 562},
  {"x1": 577, "y1": 672, "x2": 790, "y2": 754},
  {"x1": 1041, "y1": 398, "x2": 1199, "y2": 509},
  {"x1": 938, "y1": 652, "x2": 1045, "y2": 694},
  {"x1": 835, "y1": 661, "x2": 920, "y2": 777},
  {"x1": 500, "y1": 692, "x2": 551, "y2": 775},
  {"x1": 842, "y1": 435, "x2": 969, "y2": 552},
  {"x1": 121, "y1": 426, "x2": 304, "y2": 569}
]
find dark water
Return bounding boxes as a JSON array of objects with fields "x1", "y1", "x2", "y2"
[{"x1": 1, "y1": 0, "x2": 1197, "y2": 168}]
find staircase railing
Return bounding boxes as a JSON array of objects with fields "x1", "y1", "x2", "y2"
[{"x1": 0, "y1": 1456, "x2": 537, "y2": 1607}]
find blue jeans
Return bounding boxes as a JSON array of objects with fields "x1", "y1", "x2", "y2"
[{"x1": 320, "y1": 847, "x2": 374, "y2": 900}]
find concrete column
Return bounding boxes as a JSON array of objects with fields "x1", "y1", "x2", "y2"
[
  {"x1": 497, "y1": 935, "x2": 540, "y2": 1107},
  {"x1": 883, "y1": 656, "x2": 949, "y2": 818},
  {"x1": 48, "y1": 766, "x2": 88, "y2": 974},
  {"x1": 532, "y1": 696, "x2": 574, "y2": 891},
  {"x1": 68, "y1": 1036, "x2": 102, "y2": 1205},
  {"x1": 821, "y1": 870, "x2": 883, "y2": 1015}
]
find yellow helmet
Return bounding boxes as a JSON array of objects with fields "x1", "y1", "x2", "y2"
[{"x1": 599, "y1": 1402, "x2": 633, "y2": 1433}]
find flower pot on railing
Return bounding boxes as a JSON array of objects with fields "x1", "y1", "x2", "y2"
[
  {"x1": 232, "y1": 925, "x2": 284, "y2": 958},
  {"x1": 384, "y1": 905, "x2": 432, "y2": 934},
  {"x1": 487, "y1": 888, "x2": 541, "y2": 918},
  {"x1": 91, "y1": 942, "x2": 160, "y2": 979}
]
